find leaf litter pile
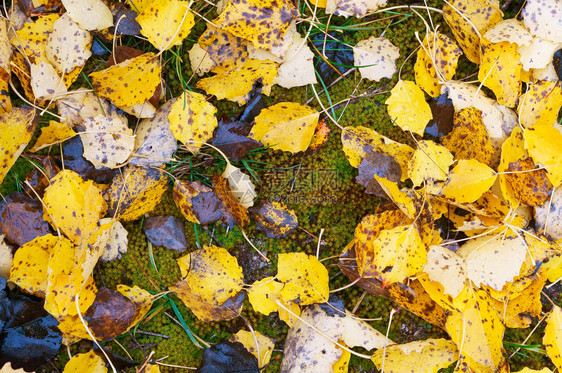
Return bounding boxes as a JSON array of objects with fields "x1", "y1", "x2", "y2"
[{"x1": 0, "y1": 0, "x2": 562, "y2": 372}]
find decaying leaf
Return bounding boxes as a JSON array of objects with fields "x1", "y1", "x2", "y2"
[
  {"x1": 230, "y1": 330, "x2": 275, "y2": 368},
  {"x1": 137, "y1": 0, "x2": 194, "y2": 51},
  {"x1": 250, "y1": 201, "x2": 298, "y2": 238},
  {"x1": 249, "y1": 102, "x2": 319, "y2": 153},
  {"x1": 0, "y1": 192, "x2": 51, "y2": 246},
  {"x1": 30, "y1": 60, "x2": 68, "y2": 101},
  {"x1": 143, "y1": 215, "x2": 187, "y2": 252},
  {"x1": 196, "y1": 59, "x2": 277, "y2": 105},
  {"x1": 353, "y1": 36, "x2": 399, "y2": 82},
  {"x1": 372, "y1": 339, "x2": 459, "y2": 373},
  {"x1": 504, "y1": 157, "x2": 552, "y2": 206},
  {"x1": 277, "y1": 252, "x2": 329, "y2": 305},
  {"x1": 45, "y1": 14, "x2": 92, "y2": 73},
  {"x1": 518, "y1": 80, "x2": 562, "y2": 129},
  {"x1": 213, "y1": 174, "x2": 250, "y2": 228},
  {"x1": 173, "y1": 180, "x2": 219, "y2": 225},
  {"x1": 90, "y1": 52, "x2": 161, "y2": 107},
  {"x1": 106, "y1": 166, "x2": 168, "y2": 221},
  {"x1": 385, "y1": 80, "x2": 432, "y2": 136},
  {"x1": 171, "y1": 245, "x2": 244, "y2": 321}
]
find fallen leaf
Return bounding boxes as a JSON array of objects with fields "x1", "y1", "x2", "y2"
[
  {"x1": 230, "y1": 330, "x2": 275, "y2": 368},
  {"x1": 222, "y1": 164, "x2": 257, "y2": 208},
  {"x1": 30, "y1": 120, "x2": 76, "y2": 152},
  {"x1": 504, "y1": 158, "x2": 552, "y2": 206},
  {"x1": 211, "y1": 119, "x2": 262, "y2": 162},
  {"x1": 197, "y1": 341, "x2": 258, "y2": 373},
  {"x1": 90, "y1": 52, "x2": 161, "y2": 107},
  {"x1": 12, "y1": 14, "x2": 60, "y2": 64},
  {"x1": 91, "y1": 218, "x2": 128, "y2": 261},
  {"x1": 275, "y1": 27, "x2": 317, "y2": 88},
  {"x1": 441, "y1": 159, "x2": 497, "y2": 203},
  {"x1": 137, "y1": 0, "x2": 194, "y2": 51},
  {"x1": 62, "y1": 350, "x2": 107, "y2": 373},
  {"x1": 353, "y1": 36, "x2": 399, "y2": 82},
  {"x1": 250, "y1": 201, "x2": 297, "y2": 238},
  {"x1": 143, "y1": 215, "x2": 187, "y2": 252},
  {"x1": 340, "y1": 126, "x2": 384, "y2": 168},
  {"x1": 214, "y1": 0, "x2": 298, "y2": 56},
  {"x1": 356, "y1": 151, "x2": 401, "y2": 196},
  {"x1": 385, "y1": 80, "x2": 432, "y2": 136},
  {"x1": 45, "y1": 14, "x2": 92, "y2": 73},
  {"x1": 106, "y1": 166, "x2": 168, "y2": 221},
  {"x1": 196, "y1": 24, "x2": 248, "y2": 73},
  {"x1": 247, "y1": 276, "x2": 284, "y2": 316},
  {"x1": 0, "y1": 20, "x2": 12, "y2": 114},
  {"x1": 213, "y1": 174, "x2": 250, "y2": 228},
  {"x1": 61, "y1": 0, "x2": 113, "y2": 31},
  {"x1": 524, "y1": 125, "x2": 562, "y2": 187},
  {"x1": 372, "y1": 339, "x2": 459, "y2": 373},
  {"x1": 0, "y1": 192, "x2": 51, "y2": 246},
  {"x1": 423, "y1": 244, "x2": 465, "y2": 298},
  {"x1": 171, "y1": 245, "x2": 244, "y2": 321},
  {"x1": 518, "y1": 37, "x2": 560, "y2": 71},
  {"x1": 325, "y1": 0, "x2": 388, "y2": 17},
  {"x1": 0, "y1": 107, "x2": 36, "y2": 182},
  {"x1": 534, "y1": 187, "x2": 562, "y2": 241},
  {"x1": 249, "y1": 102, "x2": 319, "y2": 153},
  {"x1": 196, "y1": 59, "x2": 277, "y2": 105},
  {"x1": 173, "y1": 180, "x2": 221, "y2": 225},
  {"x1": 30, "y1": 60, "x2": 67, "y2": 101},
  {"x1": 408, "y1": 140, "x2": 454, "y2": 187},
  {"x1": 0, "y1": 236, "x2": 12, "y2": 279},
  {"x1": 544, "y1": 305, "x2": 562, "y2": 370},
  {"x1": 522, "y1": 0, "x2": 562, "y2": 43},
  {"x1": 484, "y1": 19, "x2": 533, "y2": 46},
  {"x1": 277, "y1": 252, "x2": 329, "y2": 305},
  {"x1": 518, "y1": 80, "x2": 562, "y2": 128}
]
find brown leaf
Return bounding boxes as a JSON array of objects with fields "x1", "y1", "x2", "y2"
[
  {"x1": 356, "y1": 151, "x2": 401, "y2": 197},
  {"x1": 0, "y1": 192, "x2": 51, "y2": 246},
  {"x1": 84, "y1": 287, "x2": 137, "y2": 341},
  {"x1": 213, "y1": 175, "x2": 249, "y2": 228},
  {"x1": 250, "y1": 201, "x2": 297, "y2": 238}
]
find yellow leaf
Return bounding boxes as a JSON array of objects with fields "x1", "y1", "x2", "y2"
[
  {"x1": 196, "y1": 59, "x2": 277, "y2": 105},
  {"x1": 46, "y1": 14, "x2": 92, "y2": 73},
  {"x1": 373, "y1": 175, "x2": 419, "y2": 219},
  {"x1": 277, "y1": 298, "x2": 300, "y2": 327},
  {"x1": 230, "y1": 330, "x2": 275, "y2": 368},
  {"x1": 445, "y1": 290, "x2": 507, "y2": 373},
  {"x1": 12, "y1": 14, "x2": 59, "y2": 64},
  {"x1": 408, "y1": 140, "x2": 454, "y2": 187},
  {"x1": 247, "y1": 276, "x2": 284, "y2": 315},
  {"x1": 512, "y1": 369, "x2": 553, "y2": 373},
  {"x1": 414, "y1": 32, "x2": 462, "y2": 97},
  {"x1": 385, "y1": 80, "x2": 432, "y2": 136},
  {"x1": 90, "y1": 52, "x2": 161, "y2": 107},
  {"x1": 137, "y1": 0, "x2": 194, "y2": 51},
  {"x1": 423, "y1": 245, "x2": 466, "y2": 298},
  {"x1": 116, "y1": 285, "x2": 154, "y2": 329},
  {"x1": 353, "y1": 36, "x2": 400, "y2": 82},
  {"x1": 503, "y1": 157, "x2": 552, "y2": 206},
  {"x1": 441, "y1": 159, "x2": 497, "y2": 203},
  {"x1": 172, "y1": 180, "x2": 212, "y2": 224},
  {"x1": 197, "y1": 24, "x2": 249, "y2": 72},
  {"x1": 372, "y1": 339, "x2": 458, "y2": 373},
  {"x1": 214, "y1": 0, "x2": 298, "y2": 56},
  {"x1": 441, "y1": 107, "x2": 495, "y2": 167},
  {"x1": 251, "y1": 201, "x2": 297, "y2": 238},
  {"x1": 30, "y1": 120, "x2": 76, "y2": 152},
  {"x1": 0, "y1": 107, "x2": 36, "y2": 183},
  {"x1": 498, "y1": 126, "x2": 528, "y2": 206},
  {"x1": 478, "y1": 38, "x2": 522, "y2": 107},
  {"x1": 90, "y1": 218, "x2": 128, "y2": 261},
  {"x1": 249, "y1": 102, "x2": 319, "y2": 153},
  {"x1": 61, "y1": 0, "x2": 113, "y2": 31},
  {"x1": 9, "y1": 234, "x2": 57, "y2": 297},
  {"x1": 277, "y1": 252, "x2": 329, "y2": 305},
  {"x1": 80, "y1": 115, "x2": 135, "y2": 169},
  {"x1": 442, "y1": 0, "x2": 502, "y2": 63},
  {"x1": 43, "y1": 170, "x2": 107, "y2": 245},
  {"x1": 544, "y1": 305, "x2": 562, "y2": 370},
  {"x1": 168, "y1": 91, "x2": 218, "y2": 153},
  {"x1": 377, "y1": 141, "x2": 415, "y2": 182},
  {"x1": 340, "y1": 126, "x2": 384, "y2": 168},
  {"x1": 369, "y1": 224, "x2": 426, "y2": 285},
  {"x1": 30, "y1": 60, "x2": 68, "y2": 101},
  {"x1": 524, "y1": 125, "x2": 562, "y2": 186},
  {"x1": 171, "y1": 245, "x2": 244, "y2": 321},
  {"x1": 106, "y1": 166, "x2": 168, "y2": 221},
  {"x1": 62, "y1": 350, "x2": 107, "y2": 373},
  {"x1": 519, "y1": 80, "x2": 562, "y2": 128},
  {"x1": 354, "y1": 210, "x2": 410, "y2": 278}
]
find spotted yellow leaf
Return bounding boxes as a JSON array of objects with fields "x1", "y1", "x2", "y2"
[
  {"x1": 518, "y1": 80, "x2": 562, "y2": 128},
  {"x1": 137, "y1": 0, "x2": 194, "y2": 51},
  {"x1": 414, "y1": 32, "x2": 462, "y2": 97},
  {"x1": 196, "y1": 59, "x2": 277, "y2": 105},
  {"x1": 106, "y1": 166, "x2": 168, "y2": 221},
  {"x1": 43, "y1": 170, "x2": 107, "y2": 246},
  {"x1": 372, "y1": 339, "x2": 458, "y2": 373},
  {"x1": 62, "y1": 350, "x2": 107, "y2": 373},
  {"x1": 544, "y1": 305, "x2": 562, "y2": 370},
  {"x1": 45, "y1": 14, "x2": 92, "y2": 73},
  {"x1": 443, "y1": 0, "x2": 502, "y2": 63},
  {"x1": 441, "y1": 159, "x2": 497, "y2": 203},
  {"x1": 90, "y1": 52, "x2": 161, "y2": 107},
  {"x1": 12, "y1": 14, "x2": 60, "y2": 64},
  {"x1": 277, "y1": 252, "x2": 329, "y2": 305},
  {"x1": 31, "y1": 120, "x2": 76, "y2": 152},
  {"x1": 385, "y1": 80, "x2": 432, "y2": 136},
  {"x1": 247, "y1": 276, "x2": 284, "y2": 315},
  {"x1": 61, "y1": 0, "x2": 113, "y2": 31},
  {"x1": 171, "y1": 245, "x2": 244, "y2": 321},
  {"x1": 214, "y1": 0, "x2": 298, "y2": 56},
  {"x1": 249, "y1": 102, "x2": 319, "y2": 153},
  {"x1": 196, "y1": 24, "x2": 249, "y2": 73},
  {"x1": 408, "y1": 140, "x2": 454, "y2": 187},
  {"x1": 231, "y1": 330, "x2": 275, "y2": 368},
  {"x1": 0, "y1": 107, "x2": 36, "y2": 183},
  {"x1": 168, "y1": 91, "x2": 217, "y2": 153},
  {"x1": 524, "y1": 125, "x2": 562, "y2": 187},
  {"x1": 353, "y1": 36, "x2": 400, "y2": 82},
  {"x1": 340, "y1": 126, "x2": 384, "y2": 167}
]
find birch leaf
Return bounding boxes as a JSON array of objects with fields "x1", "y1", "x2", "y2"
[{"x1": 385, "y1": 80, "x2": 432, "y2": 136}]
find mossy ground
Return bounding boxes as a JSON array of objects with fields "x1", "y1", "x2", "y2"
[{"x1": 6, "y1": 0, "x2": 550, "y2": 371}]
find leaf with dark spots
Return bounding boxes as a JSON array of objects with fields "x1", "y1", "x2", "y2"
[
  {"x1": 196, "y1": 341, "x2": 259, "y2": 373},
  {"x1": 213, "y1": 175, "x2": 249, "y2": 229},
  {"x1": 318, "y1": 294, "x2": 345, "y2": 317},
  {"x1": 62, "y1": 136, "x2": 117, "y2": 185},
  {"x1": 356, "y1": 151, "x2": 401, "y2": 197},
  {"x1": 250, "y1": 201, "x2": 297, "y2": 238},
  {"x1": 22, "y1": 156, "x2": 60, "y2": 197},
  {"x1": 143, "y1": 215, "x2": 187, "y2": 252},
  {"x1": 212, "y1": 118, "x2": 262, "y2": 162},
  {"x1": 425, "y1": 93, "x2": 455, "y2": 138},
  {"x1": 311, "y1": 33, "x2": 354, "y2": 85},
  {"x1": 84, "y1": 288, "x2": 137, "y2": 341},
  {"x1": 0, "y1": 280, "x2": 62, "y2": 372},
  {"x1": 0, "y1": 192, "x2": 51, "y2": 246},
  {"x1": 338, "y1": 241, "x2": 389, "y2": 298}
]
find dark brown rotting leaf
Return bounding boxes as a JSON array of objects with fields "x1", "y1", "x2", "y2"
[
  {"x1": 0, "y1": 192, "x2": 51, "y2": 246},
  {"x1": 213, "y1": 175, "x2": 249, "y2": 229},
  {"x1": 197, "y1": 341, "x2": 258, "y2": 373},
  {"x1": 425, "y1": 93, "x2": 455, "y2": 138},
  {"x1": 250, "y1": 201, "x2": 297, "y2": 239},
  {"x1": 356, "y1": 151, "x2": 401, "y2": 197},
  {"x1": 109, "y1": 2, "x2": 141, "y2": 37},
  {"x1": 504, "y1": 157, "x2": 552, "y2": 206},
  {"x1": 143, "y1": 215, "x2": 187, "y2": 252},
  {"x1": 173, "y1": 180, "x2": 222, "y2": 225},
  {"x1": 62, "y1": 136, "x2": 117, "y2": 185},
  {"x1": 212, "y1": 118, "x2": 262, "y2": 162},
  {"x1": 84, "y1": 287, "x2": 137, "y2": 341},
  {"x1": 22, "y1": 156, "x2": 60, "y2": 198}
]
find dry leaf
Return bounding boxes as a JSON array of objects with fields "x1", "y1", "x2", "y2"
[
  {"x1": 440, "y1": 159, "x2": 497, "y2": 203},
  {"x1": 353, "y1": 36, "x2": 399, "y2": 82},
  {"x1": 31, "y1": 120, "x2": 76, "y2": 152},
  {"x1": 277, "y1": 252, "x2": 329, "y2": 305},
  {"x1": 45, "y1": 14, "x2": 92, "y2": 73},
  {"x1": 408, "y1": 140, "x2": 454, "y2": 187}
]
